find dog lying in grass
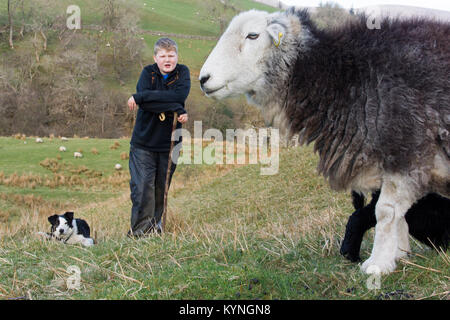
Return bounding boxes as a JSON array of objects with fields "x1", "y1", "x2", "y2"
[
  {"x1": 340, "y1": 192, "x2": 449, "y2": 262},
  {"x1": 38, "y1": 211, "x2": 94, "y2": 247}
]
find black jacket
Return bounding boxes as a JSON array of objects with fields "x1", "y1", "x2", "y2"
[{"x1": 131, "y1": 63, "x2": 190, "y2": 152}]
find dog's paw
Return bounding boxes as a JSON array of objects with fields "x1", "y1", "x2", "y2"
[
  {"x1": 37, "y1": 232, "x2": 51, "y2": 239},
  {"x1": 82, "y1": 238, "x2": 95, "y2": 247}
]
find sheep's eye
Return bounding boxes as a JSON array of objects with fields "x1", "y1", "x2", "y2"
[{"x1": 246, "y1": 33, "x2": 259, "y2": 40}]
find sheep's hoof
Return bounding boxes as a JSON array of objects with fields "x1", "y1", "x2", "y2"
[{"x1": 361, "y1": 256, "x2": 396, "y2": 274}]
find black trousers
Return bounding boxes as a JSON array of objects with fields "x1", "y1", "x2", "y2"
[{"x1": 129, "y1": 145, "x2": 176, "y2": 235}]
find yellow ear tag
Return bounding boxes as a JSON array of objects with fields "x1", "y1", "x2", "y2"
[
  {"x1": 159, "y1": 112, "x2": 166, "y2": 121},
  {"x1": 274, "y1": 32, "x2": 283, "y2": 47}
]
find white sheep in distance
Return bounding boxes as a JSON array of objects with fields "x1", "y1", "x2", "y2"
[
  {"x1": 115, "y1": 164, "x2": 122, "y2": 170},
  {"x1": 199, "y1": 9, "x2": 450, "y2": 274},
  {"x1": 74, "y1": 152, "x2": 83, "y2": 158},
  {"x1": 59, "y1": 146, "x2": 67, "y2": 152},
  {"x1": 35, "y1": 138, "x2": 43, "y2": 143}
]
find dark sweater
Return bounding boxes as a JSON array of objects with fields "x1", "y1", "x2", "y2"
[{"x1": 131, "y1": 63, "x2": 190, "y2": 152}]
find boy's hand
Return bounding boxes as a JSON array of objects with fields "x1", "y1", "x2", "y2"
[
  {"x1": 128, "y1": 96, "x2": 137, "y2": 111},
  {"x1": 178, "y1": 113, "x2": 188, "y2": 124}
]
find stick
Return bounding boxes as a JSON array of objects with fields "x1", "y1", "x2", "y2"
[{"x1": 161, "y1": 112, "x2": 178, "y2": 232}]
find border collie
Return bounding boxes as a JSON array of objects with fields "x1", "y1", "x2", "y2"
[
  {"x1": 340, "y1": 191, "x2": 449, "y2": 262},
  {"x1": 38, "y1": 211, "x2": 94, "y2": 247}
]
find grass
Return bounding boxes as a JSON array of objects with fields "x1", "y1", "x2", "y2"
[
  {"x1": 0, "y1": 137, "x2": 448, "y2": 300},
  {"x1": 0, "y1": 136, "x2": 130, "y2": 223},
  {"x1": 136, "y1": 0, "x2": 223, "y2": 36},
  {"x1": 0, "y1": 136, "x2": 130, "y2": 175},
  {"x1": 134, "y1": 0, "x2": 277, "y2": 36}
]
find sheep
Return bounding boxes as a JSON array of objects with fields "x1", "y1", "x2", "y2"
[
  {"x1": 199, "y1": 8, "x2": 450, "y2": 274},
  {"x1": 74, "y1": 152, "x2": 83, "y2": 158},
  {"x1": 36, "y1": 138, "x2": 43, "y2": 143},
  {"x1": 115, "y1": 164, "x2": 122, "y2": 170},
  {"x1": 341, "y1": 191, "x2": 450, "y2": 262},
  {"x1": 59, "y1": 146, "x2": 67, "y2": 152}
]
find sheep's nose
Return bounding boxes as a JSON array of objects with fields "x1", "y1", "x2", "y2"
[
  {"x1": 59, "y1": 229, "x2": 64, "y2": 234},
  {"x1": 199, "y1": 74, "x2": 210, "y2": 88}
]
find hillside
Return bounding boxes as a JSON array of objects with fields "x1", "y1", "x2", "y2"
[
  {"x1": 257, "y1": 0, "x2": 450, "y2": 21},
  {"x1": 0, "y1": 0, "x2": 276, "y2": 138},
  {"x1": 357, "y1": 5, "x2": 450, "y2": 21},
  {"x1": 0, "y1": 137, "x2": 448, "y2": 300}
]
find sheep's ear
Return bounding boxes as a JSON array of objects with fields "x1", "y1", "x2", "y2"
[{"x1": 267, "y1": 23, "x2": 285, "y2": 48}]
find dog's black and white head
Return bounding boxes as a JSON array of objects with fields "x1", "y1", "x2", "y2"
[{"x1": 48, "y1": 211, "x2": 75, "y2": 240}]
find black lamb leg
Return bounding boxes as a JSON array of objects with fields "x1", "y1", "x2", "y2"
[
  {"x1": 404, "y1": 193, "x2": 450, "y2": 250},
  {"x1": 340, "y1": 191, "x2": 379, "y2": 262}
]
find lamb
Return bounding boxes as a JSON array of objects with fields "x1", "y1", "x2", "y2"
[
  {"x1": 74, "y1": 152, "x2": 83, "y2": 158},
  {"x1": 199, "y1": 8, "x2": 450, "y2": 274}
]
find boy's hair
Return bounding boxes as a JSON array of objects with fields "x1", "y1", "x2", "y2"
[{"x1": 154, "y1": 38, "x2": 178, "y2": 55}]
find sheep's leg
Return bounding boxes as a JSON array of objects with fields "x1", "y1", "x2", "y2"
[
  {"x1": 361, "y1": 175, "x2": 416, "y2": 274},
  {"x1": 396, "y1": 216, "x2": 410, "y2": 259}
]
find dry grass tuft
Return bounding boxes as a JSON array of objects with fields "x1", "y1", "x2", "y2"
[
  {"x1": 13, "y1": 133, "x2": 26, "y2": 140},
  {"x1": 110, "y1": 141, "x2": 121, "y2": 150}
]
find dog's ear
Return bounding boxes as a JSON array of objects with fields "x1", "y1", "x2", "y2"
[
  {"x1": 64, "y1": 212, "x2": 74, "y2": 224},
  {"x1": 48, "y1": 214, "x2": 59, "y2": 225}
]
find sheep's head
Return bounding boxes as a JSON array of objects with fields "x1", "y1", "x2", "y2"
[{"x1": 200, "y1": 10, "x2": 295, "y2": 103}]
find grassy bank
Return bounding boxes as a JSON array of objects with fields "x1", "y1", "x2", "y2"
[{"x1": 0, "y1": 137, "x2": 448, "y2": 300}]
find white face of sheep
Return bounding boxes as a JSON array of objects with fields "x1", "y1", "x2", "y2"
[{"x1": 200, "y1": 10, "x2": 286, "y2": 101}]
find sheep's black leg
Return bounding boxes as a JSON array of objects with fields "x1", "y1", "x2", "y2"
[
  {"x1": 404, "y1": 193, "x2": 450, "y2": 250},
  {"x1": 340, "y1": 191, "x2": 379, "y2": 262}
]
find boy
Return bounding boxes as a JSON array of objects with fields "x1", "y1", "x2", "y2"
[{"x1": 127, "y1": 38, "x2": 190, "y2": 236}]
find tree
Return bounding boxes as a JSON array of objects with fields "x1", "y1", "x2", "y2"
[
  {"x1": 313, "y1": 2, "x2": 353, "y2": 30},
  {"x1": 8, "y1": 0, "x2": 14, "y2": 48}
]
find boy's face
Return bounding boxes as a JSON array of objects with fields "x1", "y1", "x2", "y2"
[{"x1": 154, "y1": 49, "x2": 178, "y2": 75}]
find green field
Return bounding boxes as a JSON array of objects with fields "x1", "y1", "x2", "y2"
[
  {"x1": 0, "y1": 137, "x2": 448, "y2": 300},
  {"x1": 134, "y1": 0, "x2": 276, "y2": 35},
  {"x1": 0, "y1": 136, "x2": 131, "y2": 223}
]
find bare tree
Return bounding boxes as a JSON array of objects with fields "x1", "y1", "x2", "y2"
[
  {"x1": 8, "y1": 0, "x2": 14, "y2": 48},
  {"x1": 312, "y1": 2, "x2": 353, "y2": 30},
  {"x1": 103, "y1": 0, "x2": 119, "y2": 31}
]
